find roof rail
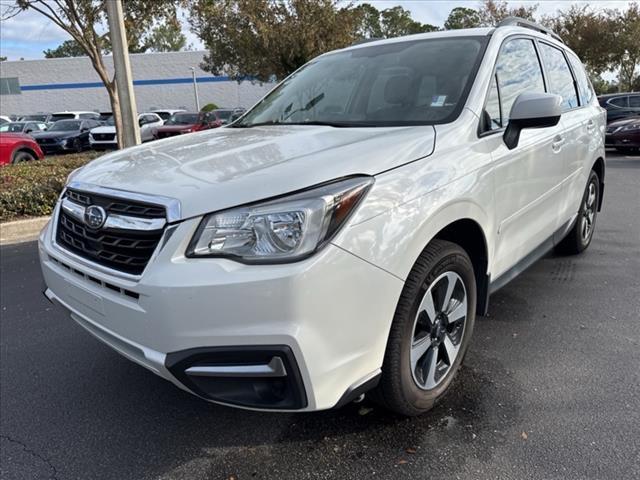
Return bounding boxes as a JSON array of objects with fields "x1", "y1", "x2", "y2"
[{"x1": 497, "y1": 17, "x2": 564, "y2": 43}]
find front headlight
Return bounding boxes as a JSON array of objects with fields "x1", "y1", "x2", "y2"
[
  {"x1": 187, "y1": 176, "x2": 374, "y2": 263},
  {"x1": 621, "y1": 123, "x2": 640, "y2": 132}
]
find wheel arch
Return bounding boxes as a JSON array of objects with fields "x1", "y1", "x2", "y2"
[
  {"x1": 591, "y1": 157, "x2": 605, "y2": 211},
  {"x1": 11, "y1": 147, "x2": 39, "y2": 163},
  {"x1": 432, "y1": 218, "x2": 490, "y2": 316}
]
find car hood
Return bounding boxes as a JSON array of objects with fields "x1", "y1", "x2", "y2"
[
  {"x1": 90, "y1": 126, "x2": 116, "y2": 134},
  {"x1": 33, "y1": 131, "x2": 79, "y2": 140},
  {"x1": 72, "y1": 124, "x2": 436, "y2": 219}
]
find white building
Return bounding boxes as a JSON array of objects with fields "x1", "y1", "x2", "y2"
[{"x1": 0, "y1": 50, "x2": 275, "y2": 116}]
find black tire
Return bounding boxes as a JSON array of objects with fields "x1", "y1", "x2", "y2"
[
  {"x1": 73, "y1": 138, "x2": 83, "y2": 153},
  {"x1": 556, "y1": 170, "x2": 600, "y2": 255},
  {"x1": 371, "y1": 239, "x2": 476, "y2": 416},
  {"x1": 11, "y1": 150, "x2": 36, "y2": 164}
]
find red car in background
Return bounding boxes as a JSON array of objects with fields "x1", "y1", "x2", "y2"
[
  {"x1": 153, "y1": 111, "x2": 221, "y2": 139},
  {"x1": 0, "y1": 133, "x2": 44, "y2": 165}
]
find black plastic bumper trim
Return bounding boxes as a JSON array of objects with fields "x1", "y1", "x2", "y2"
[
  {"x1": 165, "y1": 345, "x2": 308, "y2": 410},
  {"x1": 333, "y1": 372, "x2": 381, "y2": 409}
]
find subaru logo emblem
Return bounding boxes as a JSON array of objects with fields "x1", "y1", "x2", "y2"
[{"x1": 84, "y1": 205, "x2": 107, "y2": 229}]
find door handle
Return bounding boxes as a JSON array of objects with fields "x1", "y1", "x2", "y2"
[
  {"x1": 552, "y1": 135, "x2": 565, "y2": 152},
  {"x1": 586, "y1": 120, "x2": 596, "y2": 132}
]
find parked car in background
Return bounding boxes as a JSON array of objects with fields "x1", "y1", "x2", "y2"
[
  {"x1": 32, "y1": 119, "x2": 101, "y2": 154},
  {"x1": 50, "y1": 111, "x2": 101, "y2": 122},
  {"x1": 98, "y1": 111, "x2": 113, "y2": 122},
  {"x1": 228, "y1": 109, "x2": 246, "y2": 124},
  {"x1": 39, "y1": 20, "x2": 605, "y2": 415},
  {"x1": 0, "y1": 115, "x2": 11, "y2": 125},
  {"x1": 208, "y1": 108, "x2": 243, "y2": 126},
  {"x1": 598, "y1": 93, "x2": 640, "y2": 123},
  {"x1": 0, "y1": 133, "x2": 44, "y2": 165},
  {"x1": 151, "y1": 109, "x2": 186, "y2": 123},
  {"x1": 19, "y1": 113, "x2": 54, "y2": 124},
  {"x1": 605, "y1": 114, "x2": 640, "y2": 154},
  {"x1": 90, "y1": 113, "x2": 163, "y2": 149},
  {"x1": 0, "y1": 121, "x2": 48, "y2": 135},
  {"x1": 153, "y1": 112, "x2": 219, "y2": 139}
]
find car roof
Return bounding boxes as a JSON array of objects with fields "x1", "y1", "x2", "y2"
[
  {"x1": 51, "y1": 111, "x2": 97, "y2": 115},
  {"x1": 334, "y1": 22, "x2": 568, "y2": 56},
  {"x1": 598, "y1": 92, "x2": 638, "y2": 98}
]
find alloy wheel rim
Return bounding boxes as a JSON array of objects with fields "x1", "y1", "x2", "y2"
[
  {"x1": 410, "y1": 271, "x2": 467, "y2": 390},
  {"x1": 581, "y1": 182, "x2": 597, "y2": 242}
]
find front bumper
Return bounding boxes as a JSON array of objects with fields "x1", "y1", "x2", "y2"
[
  {"x1": 89, "y1": 139, "x2": 117, "y2": 149},
  {"x1": 37, "y1": 141, "x2": 74, "y2": 153},
  {"x1": 39, "y1": 215, "x2": 403, "y2": 411},
  {"x1": 605, "y1": 132, "x2": 640, "y2": 148}
]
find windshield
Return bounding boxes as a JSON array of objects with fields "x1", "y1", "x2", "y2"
[
  {"x1": 51, "y1": 113, "x2": 75, "y2": 121},
  {"x1": 21, "y1": 115, "x2": 47, "y2": 122},
  {"x1": 214, "y1": 110, "x2": 232, "y2": 120},
  {"x1": 105, "y1": 116, "x2": 115, "y2": 126},
  {"x1": 0, "y1": 123, "x2": 26, "y2": 132},
  {"x1": 49, "y1": 120, "x2": 81, "y2": 131},
  {"x1": 165, "y1": 113, "x2": 200, "y2": 125},
  {"x1": 237, "y1": 37, "x2": 486, "y2": 128}
]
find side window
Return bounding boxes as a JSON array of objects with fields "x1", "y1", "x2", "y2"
[
  {"x1": 609, "y1": 96, "x2": 628, "y2": 108},
  {"x1": 568, "y1": 53, "x2": 594, "y2": 106},
  {"x1": 629, "y1": 95, "x2": 640, "y2": 108},
  {"x1": 539, "y1": 43, "x2": 579, "y2": 111},
  {"x1": 484, "y1": 38, "x2": 545, "y2": 131}
]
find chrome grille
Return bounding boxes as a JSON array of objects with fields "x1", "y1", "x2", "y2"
[
  {"x1": 55, "y1": 189, "x2": 167, "y2": 275},
  {"x1": 93, "y1": 133, "x2": 116, "y2": 141}
]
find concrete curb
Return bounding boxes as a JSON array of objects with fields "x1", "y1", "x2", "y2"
[{"x1": 0, "y1": 217, "x2": 50, "y2": 245}]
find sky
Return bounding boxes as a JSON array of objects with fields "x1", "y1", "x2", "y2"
[{"x1": 0, "y1": 1, "x2": 635, "y2": 61}]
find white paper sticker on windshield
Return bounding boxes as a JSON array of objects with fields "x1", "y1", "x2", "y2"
[{"x1": 431, "y1": 95, "x2": 447, "y2": 107}]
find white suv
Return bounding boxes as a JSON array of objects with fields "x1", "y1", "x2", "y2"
[
  {"x1": 39, "y1": 19, "x2": 605, "y2": 415},
  {"x1": 89, "y1": 113, "x2": 164, "y2": 149}
]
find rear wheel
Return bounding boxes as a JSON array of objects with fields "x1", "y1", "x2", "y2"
[
  {"x1": 556, "y1": 170, "x2": 600, "y2": 254},
  {"x1": 11, "y1": 150, "x2": 36, "y2": 164},
  {"x1": 372, "y1": 239, "x2": 476, "y2": 416}
]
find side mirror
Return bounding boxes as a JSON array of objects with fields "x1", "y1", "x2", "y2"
[
  {"x1": 503, "y1": 92, "x2": 562, "y2": 150},
  {"x1": 25, "y1": 129, "x2": 33, "y2": 133}
]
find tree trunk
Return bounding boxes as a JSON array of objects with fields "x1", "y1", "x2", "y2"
[{"x1": 106, "y1": 84, "x2": 124, "y2": 149}]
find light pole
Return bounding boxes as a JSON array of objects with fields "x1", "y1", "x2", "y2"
[
  {"x1": 105, "y1": 0, "x2": 140, "y2": 147},
  {"x1": 190, "y1": 67, "x2": 200, "y2": 111}
]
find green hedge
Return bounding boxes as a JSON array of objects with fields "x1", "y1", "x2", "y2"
[{"x1": 0, "y1": 153, "x2": 99, "y2": 222}]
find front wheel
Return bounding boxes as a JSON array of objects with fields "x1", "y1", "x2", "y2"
[
  {"x1": 11, "y1": 150, "x2": 36, "y2": 164},
  {"x1": 372, "y1": 239, "x2": 476, "y2": 416},
  {"x1": 556, "y1": 170, "x2": 600, "y2": 254}
]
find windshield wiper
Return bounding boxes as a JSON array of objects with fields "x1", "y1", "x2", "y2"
[{"x1": 282, "y1": 93, "x2": 325, "y2": 121}]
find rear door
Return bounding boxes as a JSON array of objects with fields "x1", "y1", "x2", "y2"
[
  {"x1": 562, "y1": 51, "x2": 603, "y2": 216},
  {"x1": 536, "y1": 42, "x2": 584, "y2": 226},
  {"x1": 480, "y1": 37, "x2": 568, "y2": 278}
]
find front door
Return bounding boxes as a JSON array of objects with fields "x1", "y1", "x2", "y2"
[{"x1": 480, "y1": 37, "x2": 568, "y2": 279}]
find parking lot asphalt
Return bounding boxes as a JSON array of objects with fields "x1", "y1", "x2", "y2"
[{"x1": 1, "y1": 151, "x2": 639, "y2": 480}]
